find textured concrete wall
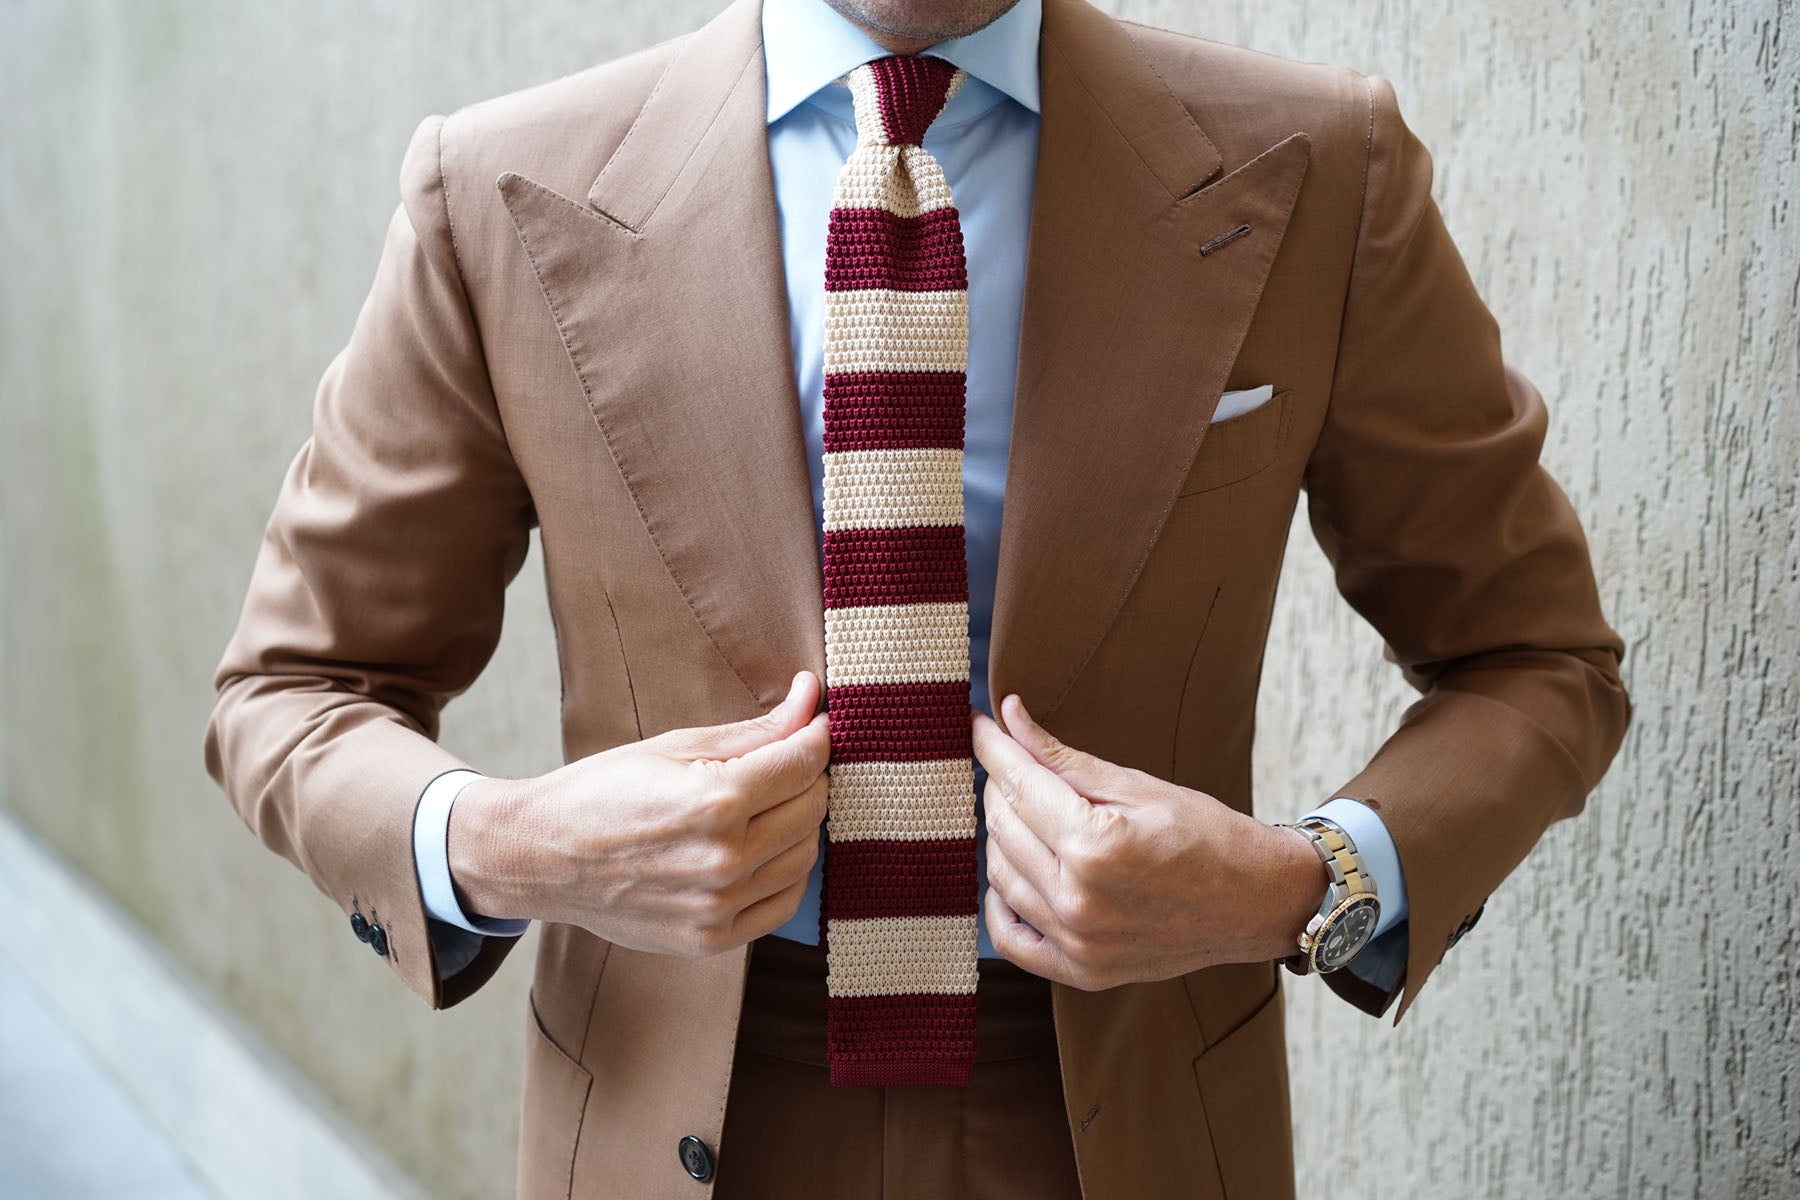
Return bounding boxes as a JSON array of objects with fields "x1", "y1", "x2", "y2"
[{"x1": 2, "y1": 1, "x2": 1793, "y2": 1198}]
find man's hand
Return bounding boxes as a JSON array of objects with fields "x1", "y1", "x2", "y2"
[
  {"x1": 971, "y1": 694, "x2": 1326, "y2": 990},
  {"x1": 446, "y1": 670, "x2": 831, "y2": 958}
]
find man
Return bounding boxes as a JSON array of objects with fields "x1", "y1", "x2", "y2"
[{"x1": 202, "y1": 0, "x2": 1631, "y2": 1194}]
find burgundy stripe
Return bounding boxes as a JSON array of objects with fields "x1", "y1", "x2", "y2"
[
  {"x1": 823, "y1": 526, "x2": 967, "y2": 608},
  {"x1": 825, "y1": 990, "x2": 979, "y2": 1088},
  {"x1": 828, "y1": 1054, "x2": 974, "y2": 1089},
  {"x1": 825, "y1": 208, "x2": 967, "y2": 293},
  {"x1": 822, "y1": 838, "x2": 979, "y2": 920},
  {"x1": 869, "y1": 55, "x2": 959, "y2": 147},
  {"x1": 823, "y1": 371, "x2": 965, "y2": 452},
  {"x1": 826, "y1": 680, "x2": 973, "y2": 762}
]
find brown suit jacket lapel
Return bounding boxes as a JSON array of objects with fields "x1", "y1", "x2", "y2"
[
  {"x1": 991, "y1": 0, "x2": 1309, "y2": 721},
  {"x1": 499, "y1": 0, "x2": 820, "y2": 717}
]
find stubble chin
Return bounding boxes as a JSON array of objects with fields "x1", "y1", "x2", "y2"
[{"x1": 821, "y1": 0, "x2": 1023, "y2": 45}]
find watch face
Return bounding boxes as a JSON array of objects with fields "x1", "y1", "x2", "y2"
[{"x1": 1315, "y1": 895, "x2": 1380, "y2": 972}]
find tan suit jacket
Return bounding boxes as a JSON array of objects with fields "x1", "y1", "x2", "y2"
[{"x1": 203, "y1": 0, "x2": 1631, "y2": 1195}]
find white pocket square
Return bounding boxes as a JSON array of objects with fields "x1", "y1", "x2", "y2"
[{"x1": 1213, "y1": 384, "x2": 1274, "y2": 422}]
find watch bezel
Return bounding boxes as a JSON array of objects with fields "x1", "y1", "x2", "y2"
[{"x1": 1308, "y1": 892, "x2": 1381, "y2": 972}]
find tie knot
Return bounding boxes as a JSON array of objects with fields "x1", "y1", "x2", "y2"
[{"x1": 845, "y1": 55, "x2": 965, "y2": 146}]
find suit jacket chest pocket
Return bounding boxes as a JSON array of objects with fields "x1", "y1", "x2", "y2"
[{"x1": 1177, "y1": 388, "x2": 1293, "y2": 497}]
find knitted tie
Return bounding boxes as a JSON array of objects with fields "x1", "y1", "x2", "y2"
[{"x1": 818, "y1": 55, "x2": 979, "y2": 1089}]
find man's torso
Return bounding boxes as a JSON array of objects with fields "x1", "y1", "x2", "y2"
[{"x1": 433, "y1": 1, "x2": 1371, "y2": 1194}]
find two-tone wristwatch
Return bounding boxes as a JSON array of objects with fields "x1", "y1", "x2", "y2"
[{"x1": 1280, "y1": 815, "x2": 1380, "y2": 975}]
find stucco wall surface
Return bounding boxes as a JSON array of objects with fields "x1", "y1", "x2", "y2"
[{"x1": 1, "y1": 1, "x2": 1794, "y2": 1198}]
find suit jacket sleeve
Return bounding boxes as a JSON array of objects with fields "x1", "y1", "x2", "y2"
[
  {"x1": 1302, "y1": 73, "x2": 1632, "y2": 1022},
  {"x1": 202, "y1": 112, "x2": 534, "y2": 1009}
]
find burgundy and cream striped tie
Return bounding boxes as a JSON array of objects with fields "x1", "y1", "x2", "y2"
[{"x1": 817, "y1": 55, "x2": 979, "y2": 1089}]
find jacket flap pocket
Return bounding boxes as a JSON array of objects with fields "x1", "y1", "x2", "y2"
[
  {"x1": 1191, "y1": 982, "x2": 1295, "y2": 1199},
  {"x1": 520, "y1": 988, "x2": 594, "y2": 1200}
]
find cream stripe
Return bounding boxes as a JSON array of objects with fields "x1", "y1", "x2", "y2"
[
  {"x1": 823, "y1": 287, "x2": 968, "y2": 374},
  {"x1": 941, "y1": 69, "x2": 969, "y2": 111},
  {"x1": 825, "y1": 914, "x2": 979, "y2": 998},
  {"x1": 822, "y1": 447, "x2": 964, "y2": 530},
  {"x1": 824, "y1": 601, "x2": 970, "y2": 687},
  {"x1": 832, "y1": 145, "x2": 957, "y2": 217},
  {"x1": 845, "y1": 66, "x2": 888, "y2": 146},
  {"x1": 827, "y1": 759, "x2": 977, "y2": 842}
]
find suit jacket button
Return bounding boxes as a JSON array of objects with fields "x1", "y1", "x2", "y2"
[
  {"x1": 1446, "y1": 901, "x2": 1486, "y2": 950},
  {"x1": 350, "y1": 912, "x2": 371, "y2": 943},
  {"x1": 367, "y1": 922, "x2": 389, "y2": 958},
  {"x1": 677, "y1": 1135, "x2": 714, "y2": 1181}
]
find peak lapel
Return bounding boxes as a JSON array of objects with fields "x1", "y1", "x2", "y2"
[
  {"x1": 498, "y1": 0, "x2": 826, "y2": 713},
  {"x1": 987, "y1": 0, "x2": 1312, "y2": 721}
]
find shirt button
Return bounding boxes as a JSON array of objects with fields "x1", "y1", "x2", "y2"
[
  {"x1": 368, "y1": 923, "x2": 389, "y2": 958},
  {"x1": 350, "y1": 912, "x2": 371, "y2": 943},
  {"x1": 677, "y1": 1135, "x2": 714, "y2": 1181}
]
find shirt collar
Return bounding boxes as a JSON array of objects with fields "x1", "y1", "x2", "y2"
[{"x1": 762, "y1": 0, "x2": 1041, "y2": 124}]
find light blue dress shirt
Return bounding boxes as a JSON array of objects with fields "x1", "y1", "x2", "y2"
[{"x1": 413, "y1": 0, "x2": 1410, "y2": 991}]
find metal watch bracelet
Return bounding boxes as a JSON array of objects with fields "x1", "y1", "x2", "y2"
[{"x1": 1279, "y1": 816, "x2": 1381, "y2": 976}]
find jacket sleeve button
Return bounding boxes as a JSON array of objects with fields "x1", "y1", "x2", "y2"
[
  {"x1": 677, "y1": 1135, "x2": 715, "y2": 1181},
  {"x1": 367, "y1": 922, "x2": 389, "y2": 958},
  {"x1": 350, "y1": 912, "x2": 371, "y2": 943}
]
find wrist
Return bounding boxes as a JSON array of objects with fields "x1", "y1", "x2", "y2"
[
  {"x1": 447, "y1": 775, "x2": 532, "y2": 923},
  {"x1": 1259, "y1": 822, "x2": 1328, "y2": 962}
]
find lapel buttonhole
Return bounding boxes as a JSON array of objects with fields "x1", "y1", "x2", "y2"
[{"x1": 1198, "y1": 223, "x2": 1252, "y2": 256}]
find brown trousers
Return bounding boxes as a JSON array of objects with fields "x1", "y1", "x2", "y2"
[{"x1": 713, "y1": 934, "x2": 1085, "y2": 1199}]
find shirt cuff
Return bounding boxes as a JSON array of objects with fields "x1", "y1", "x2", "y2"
[
  {"x1": 1299, "y1": 796, "x2": 1409, "y2": 993},
  {"x1": 1300, "y1": 796, "x2": 1408, "y2": 938},
  {"x1": 413, "y1": 769, "x2": 531, "y2": 938}
]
